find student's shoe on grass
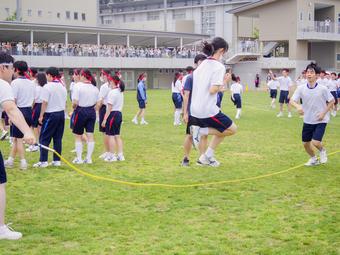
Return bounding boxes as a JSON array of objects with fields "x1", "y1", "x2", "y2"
[
  {"x1": 0, "y1": 131, "x2": 8, "y2": 140},
  {"x1": 117, "y1": 155, "x2": 125, "y2": 161},
  {"x1": 304, "y1": 157, "x2": 320, "y2": 166},
  {"x1": 197, "y1": 154, "x2": 220, "y2": 167},
  {"x1": 104, "y1": 154, "x2": 117, "y2": 162},
  {"x1": 72, "y1": 158, "x2": 83, "y2": 164},
  {"x1": 33, "y1": 161, "x2": 48, "y2": 168},
  {"x1": 20, "y1": 160, "x2": 28, "y2": 170},
  {"x1": 276, "y1": 112, "x2": 283, "y2": 117},
  {"x1": 84, "y1": 158, "x2": 93, "y2": 164},
  {"x1": 190, "y1": 125, "x2": 201, "y2": 150},
  {"x1": 99, "y1": 152, "x2": 108, "y2": 159},
  {"x1": 140, "y1": 120, "x2": 148, "y2": 125},
  {"x1": 319, "y1": 149, "x2": 327, "y2": 164},
  {"x1": 0, "y1": 224, "x2": 22, "y2": 240},
  {"x1": 181, "y1": 158, "x2": 190, "y2": 167},
  {"x1": 132, "y1": 118, "x2": 138, "y2": 125},
  {"x1": 49, "y1": 161, "x2": 61, "y2": 167},
  {"x1": 4, "y1": 159, "x2": 13, "y2": 168},
  {"x1": 288, "y1": 112, "x2": 292, "y2": 118}
]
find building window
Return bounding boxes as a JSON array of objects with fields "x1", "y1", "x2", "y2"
[
  {"x1": 105, "y1": 19, "x2": 112, "y2": 25},
  {"x1": 82, "y1": 13, "x2": 86, "y2": 21},
  {"x1": 201, "y1": 10, "x2": 216, "y2": 36},
  {"x1": 308, "y1": 13, "x2": 311, "y2": 21},
  {"x1": 337, "y1": 54, "x2": 340, "y2": 61},
  {"x1": 338, "y1": 13, "x2": 340, "y2": 23},
  {"x1": 27, "y1": 9, "x2": 32, "y2": 16},
  {"x1": 66, "y1": 11, "x2": 70, "y2": 19},
  {"x1": 299, "y1": 11, "x2": 303, "y2": 21},
  {"x1": 38, "y1": 10, "x2": 42, "y2": 17},
  {"x1": 74, "y1": 12, "x2": 78, "y2": 20},
  {"x1": 147, "y1": 12, "x2": 160, "y2": 21},
  {"x1": 173, "y1": 10, "x2": 186, "y2": 20},
  {"x1": 57, "y1": 12, "x2": 60, "y2": 18}
]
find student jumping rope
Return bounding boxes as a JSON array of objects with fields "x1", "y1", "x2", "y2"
[
  {"x1": 267, "y1": 73, "x2": 280, "y2": 108},
  {"x1": 190, "y1": 37, "x2": 237, "y2": 167},
  {"x1": 182, "y1": 54, "x2": 207, "y2": 166},
  {"x1": 0, "y1": 52, "x2": 35, "y2": 240},
  {"x1": 230, "y1": 74, "x2": 243, "y2": 119},
  {"x1": 171, "y1": 71, "x2": 184, "y2": 126},
  {"x1": 290, "y1": 62, "x2": 335, "y2": 166},
  {"x1": 4, "y1": 61, "x2": 35, "y2": 170},
  {"x1": 101, "y1": 71, "x2": 125, "y2": 162},
  {"x1": 132, "y1": 73, "x2": 148, "y2": 125},
  {"x1": 71, "y1": 69, "x2": 99, "y2": 164},
  {"x1": 33, "y1": 67, "x2": 67, "y2": 168}
]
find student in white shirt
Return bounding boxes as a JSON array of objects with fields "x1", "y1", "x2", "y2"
[
  {"x1": 5, "y1": 61, "x2": 35, "y2": 170},
  {"x1": 190, "y1": 37, "x2": 237, "y2": 167},
  {"x1": 33, "y1": 67, "x2": 67, "y2": 168},
  {"x1": 267, "y1": 73, "x2": 280, "y2": 108},
  {"x1": 290, "y1": 63, "x2": 335, "y2": 166},
  {"x1": 270, "y1": 69, "x2": 294, "y2": 118},
  {"x1": 72, "y1": 69, "x2": 99, "y2": 164},
  {"x1": 328, "y1": 72, "x2": 338, "y2": 116},
  {"x1": 230, "y1": 75, "x2": 243, "y2": 119},
  {"x1": 171, "y1": 71, "x2": 183, "y2": 126},
  {"x1": 0, "y1": 52, "x2": 35, "y2": 240},
  {"x1": 101, "y1": 71, "x2": 125, "y2": 162},
  {"x1": 316, "y1": 70, "x2": 329, "y2": 88}
]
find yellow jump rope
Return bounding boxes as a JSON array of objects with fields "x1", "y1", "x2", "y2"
[{"x1": 37, "y1": 144, "x2": 340, "y2": 188}]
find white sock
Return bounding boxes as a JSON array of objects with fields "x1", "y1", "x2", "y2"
[
  {"x1": 86, "y1": 142, "x2": 95, "y2": 160},
  {"x1": 236, "y1": 108, "x2": 241, "y2": 116},
  {"x1": 133, "y1": 116, "x2": 137, "y2": 120},
  {"x1": 141, "y1": 117, "x2": 145, "y2": 122},
  {"x1": 175, "y1": 110, "x2": 181, "y2": 124},
  {"x1": 199, "y1": 127, "x2": 209, "y2": 135},
  {"x1": 75, "y1": 142, "x2": 83, "y2": 160},
  {"x1": 205, "y1": 147, "x2": 214, "y2": 158},
  {"x1": 20, "y1": 159, "x2": 26, "y2": 164}
]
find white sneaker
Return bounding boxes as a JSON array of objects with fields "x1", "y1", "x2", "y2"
[
  {"x1": 0, "y1": 224, "x2": 22, "y2": 240},
  {"x1": 26, "y1": 145, "x2": 39, "y2": 152},
  {"x1": 132, "y1": 118, "x2": 138, "y2": 125},
  {"x1": 49, "y1": 161, "x2": 61, "y2": 167},
  {"x1": 190, "y1": 125, "x2": 201, "y2": 150},
  {"x1": 0, "y1": 131, "x2": 8, "y2": 140},
  {"x1": 72, "y1": 158, "x2": 83, "y2": 164},
  {"x1": 140, "y1": 120, "x2": 148, "y2": 125},
  {"x1": 319, "y1": 149, "x2": 327, "y2": 164},
  {"x1": 117, "y1": 155, "x2": 125, "y2": 161},
  {"x1": 20, "y1": 160, "x2": 28, "y2": 170},
  {"x1": 84, "y1": 158, "x2": 93, "y2": 164},
  {"x1": 235, "y1": 115, "x2": 240, "y2": 119},
  {"x1": 197, "y1": 154, "x2": 220, "y2": 167},
  {"x1": 4, "y1": 159, "x2": 13, "y2": 168},
  {"x1": 33, "y1": 161, "x2": 48, "y2": 168},
  {"x1": 288, "y1": 112, "x2": 292, "y2": 118},
  {"x1": 99, "y1": 152, "x2": 108, "y2": 159},
  {"x1": 104, "y1": 154, "x2": 117, "y2": 162},
  {"x1": 276, "y1": 112, "x2": 283, "y2": 117},
  {"x1": 304, "y1": 157, "x2": 320, "y2": 166}
]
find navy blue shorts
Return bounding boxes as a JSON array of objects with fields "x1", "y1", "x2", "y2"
[
  {"x1": 0, "y1": 150, "x2": 7, "y2": 184},
  {"x1": 302, "y1": 123, "x2": 327, "y2": 142},
  {"x1": 105, "y1": 111, "x2": 122, "y2": 136},
  {"x1": 279, "y1": 90, "x2": 289, "y2": 104},
  {"x1": 1, "y1": 111, "x2": 9, "y2": 126},
  {"x1": 10, "y1": 107, "x2": 32, "y2": 138},
  {"x1": 72, "y1": 106, "x2": 96, "y2": 135},
  {"x1": 330, "y1": 91, "x2": 338, "y2": 105},
  {"x1": 99, "y1": 105, "x2": 107, "y2": 133},
  {"x1": 216, "y1": 92, "x2": 224, "y2": 108},
  {"x1": 270, "y1": 89, "x2": 277, "y2": 98},
  {"x1": 186, "y1": 115, "x2": 203, "y2": 135},
  {"x1": 31, "y1": 103, "x2": 42, "y2": 128},
  {"x1": 172, "y1": 93, "x2": 183, "y2": 109},
  {"x1": 194, "y1": 112, "x2": 233, "y2": 133},
  {"x1": 138, "y1": 100, "x2": 146, "y2": 109},
  {"x1": 231, "y1": 94, "x2": 242, "y2": 108},
  {"x1": 337, "y1": 89, "x2": 340, "y2": 99}
]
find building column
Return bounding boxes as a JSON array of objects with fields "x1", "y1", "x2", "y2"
[
  {"x1": 154, "y1": 36, "x2": 158, "y2": 49},
  {"x1": 97, "y1": 33, "x2": 100, "y2": 56},
  {"x1": 65, "y1": 32, "x2": 68, "y2": 56},
  {"x1": 30, "y1": 30, "x2": 34, "y2": 56},
  {"x1": 127, "y1": 35, "x2": 130, "y2": 47},
  {"x1": 180, "y1": 37, "x2": 183, "y2": 49},
  {"x1": 163, "y1": 0, "x2": 167, "y2": 31}
]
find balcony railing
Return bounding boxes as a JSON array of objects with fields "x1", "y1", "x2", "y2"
[{"x1": 298, "y1": 21, "x2": 340, "y2": 36}]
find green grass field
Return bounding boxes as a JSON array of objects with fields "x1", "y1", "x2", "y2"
[{"x1": 1, "y1": 90, "x2": 339, "y2": 254}]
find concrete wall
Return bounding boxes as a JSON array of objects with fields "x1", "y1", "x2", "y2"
[
  {"x1": 175, "y1": 20, "x2": 195, "y2": 33},
  {"x1": 310, "y1": 42, "x2": 336, "y2": 70}
]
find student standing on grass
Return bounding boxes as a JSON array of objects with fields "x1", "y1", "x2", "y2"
[
  {"x1": 102, "y1": 71, "x2": 125, "y2": 162},
  {"x1": 71, "y1": 69, "x2": 99, "y2": 164},
  {"x1": 328, "y1": 73, "x2": 338, "y2": 117},
  {"x1": 132, "y1": 73, "x2": 148, "y2": 125},
  {"x1": 0, "y1": 52, "x2": 35, "y2": 240},
  {"x1": 230, "y1": 74, "x2": 243, "y2": 119},
  {"x1": 97, "y1": 69, "x2": 112, "y2": 160},
  {"x1": 171, "y1": 71, "x2": 183, "y2": 126},
  {"x1": 270, "y1": 69, "x2": 293, "y2": 118},
  {"x1": 267, "y1": 73, "x2": 280, "y2": 108},
  {"x1": 190, "y1": 37, "x2": 237, "y2": 167},
  {"x1": 33, "y1": 67, "x2": 67, "y2": 168},
  {"x1": 290, "y1": 63, "x2": 335, "y2": 166},
  {"x1": 181, "y1": 54, "x2": 207, "y2": 167},
  {"x1": 4, "y1": 61, "x2": 35, "y2": 170}
]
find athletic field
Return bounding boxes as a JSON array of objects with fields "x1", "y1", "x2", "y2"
[{"x1": 1, "y1": 90, "x2": 339, "y2": 254}]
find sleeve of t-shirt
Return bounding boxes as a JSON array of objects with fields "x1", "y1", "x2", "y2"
[
  {"x1": 325, "y1": 88, "x2": 335, "y2": 102},
  {"x1": 72, "y1": 85, "x2": 80, "y2": 101},
  {"x1": 0, "y1": 81, "x2": 14, "y2": 106},
  {"x1": 107, "y1": 90, "x2": 115, "y2": 105},
  {"x1": 210, "y1": 65, "x2": 225, "y2": 86},
  {"x1": 291, "y1": 86, "x2": 301, "y2": 102},
  {"x1": 183, "y1": 75, "x2": 193, "y2": 91},
  {"x1": 175, "y1": 80, "x2": 182, "y2": 92},
  {"x1": 40, "y1": 86, "x2": 50, "y2": 103}
]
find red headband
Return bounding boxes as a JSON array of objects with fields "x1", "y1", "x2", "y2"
[{"x1": 81, "y1": 69, "x2": 92, "y2": 82}]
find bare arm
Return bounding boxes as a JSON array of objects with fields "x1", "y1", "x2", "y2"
[
  {"x1": 72, "y1": 99, "x2": 78, "y2": 110},
  {"x1": 290, "y1": 99, "x2": 303, "y2": 115},
  {"x1": 38, "y1": 101, "x2": 48, "y2": 125},
  {"x1": 183, "y1": 90, "x2": 190, "y2": 124},
  {"x1": 317, "y1": 100, "x2": 335, "y2": 121},
  {"x1": 101, "y1": 104, "x2": 112, "y2": 128}
]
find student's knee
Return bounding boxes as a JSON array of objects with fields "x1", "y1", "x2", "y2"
[
  {"x1": 311, "y1": 139, "x2": 321, "y2": 147},
  {"x1": 224, "y1": 123, "x2": 237, "y2": 136},
  {"x1": 303, "y1": 141, "x2": 311, "y2": 148}
]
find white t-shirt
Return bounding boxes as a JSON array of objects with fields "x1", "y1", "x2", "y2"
[
  {"x1": 171, "y1": 80, "x2": 182, "y2": 93},
  {"x1": 40, "y1": 81, "x2": 67, "y2": 113},
  {"x1": 291, "y1": 83, "x2": 334, "y2": 124},
  {"x1": 11, "y1": 78, "x2": 35, "y2": 107},
  {"x1": 107, "y1": 88, "x2": 124, "y2": 112},
  {"x1": 277, "y1": 76, "x2": 293, "y2": 91},
  {"x1": 98, "y1": 83, "x2": 110, "y2": 105},
  {"x1": 267, "y1": 80, "x2": 280, "y2": 90},
  {"x1": 0, "y1": 79, "x2": 14, "y2": 112},
  {"x1": 34, "y1": 84, "x2": 43, "y2": 103},
  {"x1": 72, "y1": 82, "x2": 99, "y2": 107},
  {"x1": 327, "y1": 79, "x2": 338, "y2": 92},
  {"x1": 317, "y1": 78, "x2": 329, "y2": 88},
  {"x1": 191, "y1": 59, "x2": 225, "y2": 118},
  {"x1": 230, "y1": 82, "x2": 243, "y2": 94}
]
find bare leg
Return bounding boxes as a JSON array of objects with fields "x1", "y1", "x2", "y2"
[{"x1": 303, "y1": 142, "x2": 315, "y2": 157}]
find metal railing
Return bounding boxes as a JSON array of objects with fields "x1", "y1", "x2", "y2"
[{"x1": 298, "y1": 20, "x2": 340, "y2": 35}]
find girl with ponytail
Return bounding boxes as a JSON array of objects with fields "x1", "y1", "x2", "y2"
[
  {"x1": 132, "y1": 72, "x2": 148, "y2": 125},
  {"x1": 171, "y1": 71, "x2": 184, "y2": 125}
]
